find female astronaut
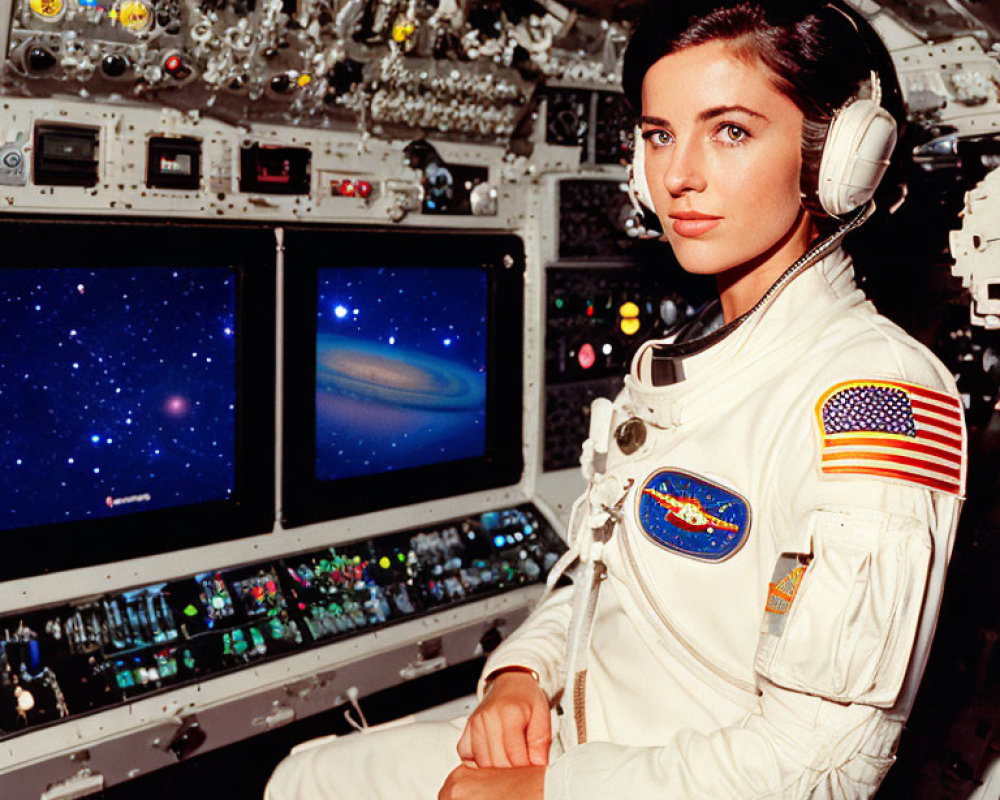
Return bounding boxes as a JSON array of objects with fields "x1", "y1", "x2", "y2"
[{"x1": 267, "y1": 1, "x2": 967, "y2": 798}]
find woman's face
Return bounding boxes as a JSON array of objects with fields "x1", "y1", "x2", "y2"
[{"x1": 640, "y1": 41, "x2": 811, "y2": 276}]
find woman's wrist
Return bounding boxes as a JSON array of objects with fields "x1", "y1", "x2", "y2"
[{"x1": 484, "y1": 665, "x2": 540, "y2": 692}]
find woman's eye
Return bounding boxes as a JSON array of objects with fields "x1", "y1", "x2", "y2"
[
  {"x1": 642, "y1": 130, "x2": 672, "y2": 147},
  {"x1": 718, "y1": 124, "x2": 749, "y2": 145}
]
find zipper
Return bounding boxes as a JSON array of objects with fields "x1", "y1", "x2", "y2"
[
  {"x1": 573, "y1": 669, "x2": 588, "y2": 744},
  {"x1": 619, "y1": 518, "x2": 759, "y2": 696}
]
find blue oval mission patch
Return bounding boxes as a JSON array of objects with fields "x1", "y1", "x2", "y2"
[{"x1": 635, "y1": 469, "x2": 750, "y2": 562}]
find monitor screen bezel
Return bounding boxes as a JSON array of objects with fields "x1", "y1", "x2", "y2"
[
  {"x1": 0, "y1": 217, "x2": 276, "y2": 580},
  {"x1": 281, "y1": 227, "x2": 524, "y2": 528}
]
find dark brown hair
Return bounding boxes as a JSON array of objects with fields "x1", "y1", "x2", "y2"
[{"x1": 622, "y1": 0, "x2": 903, "y2": 216}]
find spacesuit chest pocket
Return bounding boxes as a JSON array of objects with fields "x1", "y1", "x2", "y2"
[{"x1": 756, "y1": 508, "x2": 932, "y2": 707}]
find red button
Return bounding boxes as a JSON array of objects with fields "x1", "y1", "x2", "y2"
[
  {"x1": 165, "y1": 55, "x2": 181, "y2": 73},
  {"x1": 578, "y1": 343, "x2": 596, "y2": 370},
  {"x1": 357, "y1": 180, "x2": 372, "y2": 198}
]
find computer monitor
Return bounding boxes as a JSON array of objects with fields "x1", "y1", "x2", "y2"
[
  {"x1": 282, "y1": 229, "x2": 523, "y2": 527},
  {"x1": 0, "y1": 219, "x2": 276, "y2": 579}
]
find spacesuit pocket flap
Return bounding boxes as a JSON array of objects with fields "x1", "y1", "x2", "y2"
[{"x1": 756, "y1": 508, "x2": 931, "y2": 706}]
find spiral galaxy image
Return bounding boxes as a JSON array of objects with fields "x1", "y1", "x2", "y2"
[{"x1": 315, "y1": 266, "x2": 487, "y2": 482}]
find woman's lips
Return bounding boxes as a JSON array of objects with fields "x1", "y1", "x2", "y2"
[{"x1": 670, "y1": 217, "x2": 722, "y2": 237}]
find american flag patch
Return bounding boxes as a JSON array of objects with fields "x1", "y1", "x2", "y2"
[{"x1": 816, "y1": 379, "x2": 965, "y2": 496}]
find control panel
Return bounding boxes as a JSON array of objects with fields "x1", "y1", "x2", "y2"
[
  {"x1": 0, "y1": 503, "x2": 562, "y2": 740},
  {"x1": 2, "y1": 0, "x2": 628, "y2": 138},
  {"x1": 543, "y1": 262, "x2": 714, "y2": 471}
]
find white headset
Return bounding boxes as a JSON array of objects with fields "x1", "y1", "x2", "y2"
[{"x1": 627, "y1": 9, "x2": 898, "y2": 228}]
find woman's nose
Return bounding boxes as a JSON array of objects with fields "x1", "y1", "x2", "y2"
[{"x1": 663, "y1": 140, "x2": 707, "y2": 196}]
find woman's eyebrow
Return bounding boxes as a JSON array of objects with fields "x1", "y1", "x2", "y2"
[
  {"x1": 639, "y1": 115, "x2": 671, "y2": 127},
  {"x1": 697, "y1": 105, "x2": 769, "y2": 122},
  {"x1": 640, "y1": 106, "x2": 770, "y2": 127}
]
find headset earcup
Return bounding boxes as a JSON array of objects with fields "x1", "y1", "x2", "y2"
[
  {"x1": 817, "y1": 99, "x2": 897, "y2": 217},
  {"x1": 630, "y1": 125, "x2": 657, "y2": 213}
]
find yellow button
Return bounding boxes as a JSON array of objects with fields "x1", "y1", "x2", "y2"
[
  {"x1": 619, "y1": 301, "x2": 640, "y2": 319},
  {"x1": 118, "y1": 0, "x2": 152, "y2": 31},
  {"x1": 392, "y1": 21, "x2": 415, "y2": 42},
  {"x1": 621, "y1": 318, "x2": 641, "y2": 336},
  {"x1": 30, "y1": 0, "x2": 63, "y2": 18},
  {"x1": 297, "y1": 74, "x2": 312, "y2": 87}
]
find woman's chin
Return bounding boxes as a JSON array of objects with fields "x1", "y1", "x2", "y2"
[{"x1": 668, "y1": 242, "x2": 741, "y2": 276}]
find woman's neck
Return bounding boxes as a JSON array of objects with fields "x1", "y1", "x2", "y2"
[{"x1": 716, "y1": 208, "x2": 819, "y2": 323}]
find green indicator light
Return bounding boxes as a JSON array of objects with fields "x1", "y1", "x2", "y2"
[
  {"x1": 183, "y1": 604, "x2": 198, "y2": 617},
  {"x1": 397, "y1": 552, "x2": 406, "y2": 562},
  {"x1": 554, "y1": 298, "x2": 564, "y2": 309}
]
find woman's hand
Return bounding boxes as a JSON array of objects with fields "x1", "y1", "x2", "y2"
[
  {"x1": 438, "y1": 764, "x2": 545, "y2": 800},
  {"x1": 456, "y1": 671, "x2": 551, "y2": 768}
]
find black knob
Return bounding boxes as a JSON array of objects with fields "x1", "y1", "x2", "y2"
[
  {"x1": 269, "y1": 73, "x2": 290, "y2": 94},
  {"x1": 101, "y1": 53, "x2": 130, "y2": 78},
  {"x1": 26, "y1": 46, "x2": 56, "y2": 73}
]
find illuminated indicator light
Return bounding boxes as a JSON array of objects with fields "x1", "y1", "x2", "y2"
[
  {"x1": 211, "y1": 596, "x2": 225, "y2": 609},
  {"x1": 392, "y1": 20, "x2": 415, "y2": 42},
  {"x1": 620, "y1": 318, "x2": 641, "y2": 336},
  {"x1": 118, "y1": 0, "x2": 152, "y2": 31},
  {"x1": 334, "y1": 305, "x2": 348, "y2": 318},
  {"x1": 15, "y1": 688, "x2": 35, "y2": 712},
  {"x1": 183, "y1": 604, "x2": 198, "y2": 617},
  {"x1": 341, "y1": 179, "x2": 356, "y2": 197},
  {"x1": 165, "y1": 55, "x2": 181, "y2": 73},
  {"x1": 505, "y1": 534, "x2": 515, "y2": 545},
  {"x1": 397, "y1": 552, "x2": 406, "y2": 562},
  {"x1": 554, "y1": 298, "x2": 564, "y2": 309},
  {"x1": 578, "y1": 342, "x2": 596, "y2": 369},
  {"x1": 602, "y1": 343, "x2": 613, "y2": 356},
  {"x1": 298, "y1": 602, "x2": 306, "y2": 610},
  {"x1": 493, "y1": 534, "x2": 506, "y2": 548},
  {"x1": 586, "y1": 300, "x2": 594, "y2": 318},
  {"x1": 619, "y1": 301, "x2": 640, "y2": 318},
  {"x1": 357, "y1": 180, "x2": 372, "y2": 198},
  {"x1": 297, "y1": 74, "x2": 312, "y2": 87},
  {"x1": 379, "y1": 556, "x2": 391, "y2": 569},
  {"x1": 265, "y1": 579, "x2": 277, "y2": 594},
  {"x1": 30, "y1": 0, "x2": 64, "y2": 17}
]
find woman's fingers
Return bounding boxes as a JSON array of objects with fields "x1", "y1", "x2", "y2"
[
  {"x1": 481, "y1": 708, "x2": 514, "y2": 768},
  {"x1": 525, "y1": 698, "x2": 552, "y2": 766},
  {"x1": 469, "y1": 713, "x2": 494, "y2": 768},
  {"x1": 499, "y1": 705, "x2": 531, "y2": 766},
  {"x1": 456, "y1": 720, "x2": 474, "y2": 762}
]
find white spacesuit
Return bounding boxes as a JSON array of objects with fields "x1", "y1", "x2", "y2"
[{"x1": 266, "y1": 231, "x2": 966, "y2": 800}]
